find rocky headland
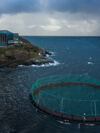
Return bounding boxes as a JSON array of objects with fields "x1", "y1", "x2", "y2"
[{"x1": 0, "y1": 37, "x2": 53, "y2": 68}]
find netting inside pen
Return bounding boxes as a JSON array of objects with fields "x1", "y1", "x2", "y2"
[{"x1": 30, "y1": 74, "x2": 100, "y2": 120}]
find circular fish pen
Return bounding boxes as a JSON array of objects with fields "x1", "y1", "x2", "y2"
[{"x1": 30, "y1": 74, "x2": 100, "y2": 122}]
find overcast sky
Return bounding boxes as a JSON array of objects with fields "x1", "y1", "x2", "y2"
[{"x1": 0, "y1": 0, "x2": 100, "y2": 36}]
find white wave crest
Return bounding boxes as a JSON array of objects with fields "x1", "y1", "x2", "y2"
[
  {"x1": 31, "y1": 60, "x2": 60, "y2": 67},
  {"x1": 19, "y1": 60, "x2": 60, "y2": 68},
  {"x1": 57, "y1": 120, "x2": 71, "y2": 125},
  {"x1": 88, "y1": 62, "x2": 94, "y2": 65}
]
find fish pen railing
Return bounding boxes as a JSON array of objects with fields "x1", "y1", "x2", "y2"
[{"x1": 30, "y1": 74, "x2": 100, "y2": 122}]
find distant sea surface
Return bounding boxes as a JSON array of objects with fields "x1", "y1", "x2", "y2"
[{"x1": 0, "y1": 36, "x2": 100, "y2": 133}]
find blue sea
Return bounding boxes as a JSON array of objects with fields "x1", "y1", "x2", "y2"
[{"x1": 0, "y1": 36, "x2": 100, "y2": 133}]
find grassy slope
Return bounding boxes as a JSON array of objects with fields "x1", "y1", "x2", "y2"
[{"x1": 0, "y1": 37, "x2": 43, "y2": 59}]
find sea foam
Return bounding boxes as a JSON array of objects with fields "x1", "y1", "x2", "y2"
[
  {"x1": 19, "y1": 60, "x2": 60, "y2": 68},
  {"x1": 31, "y1": 60, "x2": 60, "y2": 67}
]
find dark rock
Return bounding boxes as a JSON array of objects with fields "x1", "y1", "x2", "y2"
[
  {"x1": 45, "y1": 50, "x2": 52, "y2": 55},
  {"x1": 23, "y1": 58, "x2": 54, "y2": 66},
  {"x1": 41, "y1": 49, "x2": 52, "y2": 56}
]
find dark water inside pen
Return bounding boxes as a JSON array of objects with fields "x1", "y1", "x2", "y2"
[{"x1": 0, "y1": 36, "x2": 100, "y2": 133}]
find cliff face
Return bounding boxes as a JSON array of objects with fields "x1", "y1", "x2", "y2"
[{"x1": 0, "y1": 37, "x2": 53, "y2": 68}]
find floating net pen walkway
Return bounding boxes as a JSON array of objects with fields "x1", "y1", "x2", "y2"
[{"x1": 30, "y1": 74, "x2": 100, "y2": 122}]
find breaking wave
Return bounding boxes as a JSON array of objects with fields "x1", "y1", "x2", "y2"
[{"x1": 19, "y1": 60, "x2": 60, "y2": 68}]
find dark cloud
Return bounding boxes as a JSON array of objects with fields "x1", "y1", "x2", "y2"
[
  {"x1": 0, "y1": 0, "x2": 100, "y2": 15},
  {"x1": 0, "y1": 0, "x2": 40, "y2": 14},
  {"x1": 48, "y1": 0, "x2": 100, "y2": 14}
]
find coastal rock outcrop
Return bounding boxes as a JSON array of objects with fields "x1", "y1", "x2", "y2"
[{"x1": 0, "y1": 37, "x2": 53, "y2": 68}]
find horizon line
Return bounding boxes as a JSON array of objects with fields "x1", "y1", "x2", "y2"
[{"x1": 21, "y1": 35, "x2": 100, "y2": 37}]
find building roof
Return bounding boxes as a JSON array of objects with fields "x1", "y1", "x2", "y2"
[
  {"x1": 0, "y1": 30, "x2": 13, "y2": 35},
  {"x1": 0, "y1": 30, "x2": 19, "y2": 36}
]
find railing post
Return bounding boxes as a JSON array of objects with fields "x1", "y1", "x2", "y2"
[
  {"x1": 94, "y1": 101, "x2": 97, "y2": 116},
  {"x1": 60, "y1": 98, "x2": 64, "y2": 113}
]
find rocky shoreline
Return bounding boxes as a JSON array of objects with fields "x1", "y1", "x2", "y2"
[{"x1": 0, "y1": 37, "x2": 54, "y2": 68}]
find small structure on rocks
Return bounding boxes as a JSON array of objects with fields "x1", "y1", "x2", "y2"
[{"x1": 0, "y1": 30, "x2": 19, "y2": 46}]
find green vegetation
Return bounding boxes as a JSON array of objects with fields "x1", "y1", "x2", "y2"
[
  {"x1": 0, "y1": 37, "x2": 43, "y2": 58},
  {"x1": 0, "y1": 47, "x2": 7, "y2": 55},
  {"x1": 0, "y1": 37, "x2": 52, "y2": 68}
]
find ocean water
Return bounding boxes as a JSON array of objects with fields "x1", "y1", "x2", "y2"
[{"x1": 0, "y1": 36, "x2": 100, "y2": 132}]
